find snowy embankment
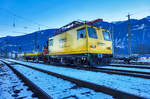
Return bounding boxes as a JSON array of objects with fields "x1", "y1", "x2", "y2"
[
  {"x1": 12, "y1": 64, "x2": 113, "y2": 99},
  {"x1": 98, "y1": 66, "x2": 150, "y2": 73},
  {"x1": 0, "y1": 61, "x2": 36, "y2": 99},
  {"x1": 6, "y1": 59, "x2": 150, "y2": 98}
]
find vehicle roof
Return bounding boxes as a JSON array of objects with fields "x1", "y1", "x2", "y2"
[{"x1": 48, "y1": 24, "x2": 109, "y2": 40}]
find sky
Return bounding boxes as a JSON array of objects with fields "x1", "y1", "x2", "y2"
[{"x1": 0, "y1": 0, "x2": 150, "y2": 37}]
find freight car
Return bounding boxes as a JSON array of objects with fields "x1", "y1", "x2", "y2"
[
  {"x1": 23, "y1": 46, "x2": 48, "y2": 62},
  {"x1": 23, "y1": 19, "x2": 113, "y2": 67}
]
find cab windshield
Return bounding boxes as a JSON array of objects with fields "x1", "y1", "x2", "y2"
[
  {"x1": 102, "y1": 31, "x2": 111, "y2": 41},
  {"x1": 88, "y1": 27, "x2": 98, "y2": 39}
]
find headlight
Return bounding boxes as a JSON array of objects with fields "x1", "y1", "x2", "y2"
[{"x1": 90, "y1": 45, "x2": 96, "y2": 48}]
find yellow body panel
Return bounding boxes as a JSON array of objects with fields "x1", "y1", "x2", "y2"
[
  {"x1": 24, "y1": 52, "x2": 42, "y2": 56},
  {"x1": 48, "y1": 24, "x2": 112, "y2": 55}
]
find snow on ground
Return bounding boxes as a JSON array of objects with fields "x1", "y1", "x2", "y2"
[
  {"x1": 110, "y1": 63, "x2": 150, "y2": 67},
  {"x1": 0, "y1": 61, "x2": 36, "y2": 99},
  {"x1": 98, "y1": 66, "x2": 150, "y2": 73},
  {"x1": 1, "y1": 59, "x2": 14, "y2": 64},
  {"x1": 6, "y1": 59, "x2": 150, "y2": 98},
  {"x1": 138, "y1": 58, "x2": 150, "y2": 62},
  {"x1": 12, "y1": 64, "x2": 113, "y2": 99}
]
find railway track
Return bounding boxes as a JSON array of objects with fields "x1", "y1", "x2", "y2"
[
  {"x1": 3, "y1": 60, "x2": 146, "y2": 99},
  {"x1": 2, "y1": 60, "x2": 115, "y2": 99},
  {"x1": 1, "y1": 61, "x2": 52, "y2": 99},
  {"x1": 36, "y1": 61, "x2": 150, "y2": 79},
  {"x1": 92, "y1": 67, "x2": 150, "y2": 79},
  {"x1": 7, "y1": 59, "x2": 150, "y2": 79},
  {"x1": 58, "y1": 63, "x2": 150, "y2": 79},
  {"x1": 108, "y1": 64, "x2": 150, "y2": 69}
]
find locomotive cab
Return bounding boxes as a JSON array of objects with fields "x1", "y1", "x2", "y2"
[
  {"x1": 85, "y1": 25, "x2": 112, "y2": 65},
  {"x1": 86, "y1": 25, "x2": 112, "y2": 54}
]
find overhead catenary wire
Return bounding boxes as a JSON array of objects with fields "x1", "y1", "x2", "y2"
[
  {"x1": 0, "y1": 7, "x2": 51, "y2": 55},
  {"x1": 0, "y1": 23, "x2": 42, "y2": 30},
  {"x1": 0, "y1": 7, "x2": 52, "y2": 29},
  {"x1": 131, "y1": 9, "x2": 150, "y2": 16},
  {"x1": 0, "y1": 7, "x2": 53, "y2": 38}
]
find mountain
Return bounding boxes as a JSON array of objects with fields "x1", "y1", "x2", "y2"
[
  {"x1": 0, "y1": 16, "x2": 150, "y2": 57},
  {"x1": 113, "y1": 16, "x2": 150, "y2": 57},
  {"x1": 93, "y1": 16, "x2": 150, "y2": 57},
  {"x1": 0, "y1": 29, "x2": 56, "y2": 54}
]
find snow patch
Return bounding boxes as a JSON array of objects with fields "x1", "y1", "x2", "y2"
[
  {"x1": 115, "y1": 39, "x2": 125, "y2": 48},
  {"x1": 8, "y1": 45, "x2": 17, "y2": 47},
  {"x1": 12, "y1": 64, "x2": 113, "y2": 99},
  {"x1": 133, "y1": 24, "x2": 145, "y2": 30},
  {"x1": 0, "y1": 61, "x2": 35, "y2": 99},
  {"x1": 41, "y1": 32, "x2": 44, "y2": 35}
]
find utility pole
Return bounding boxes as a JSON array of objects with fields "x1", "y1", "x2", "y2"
[
  {"x1": 37, "y1": 27, "x2": 40, "y2": 52},
  {"x1": 111, "y1": 24, "x2": 115, "y2": 57},
  {"x1": 34, "y1": 31, "x2": 37, "y2": 52},
  {"x1": 19, "y1": 47, "x2": 21, "y2": 58},
  {"x1": 127, "y1": 13, "x2": 132, "y2": 57}
]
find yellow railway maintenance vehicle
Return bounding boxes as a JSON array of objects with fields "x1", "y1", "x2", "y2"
[{"x1": 47, "y1": 19, "x2": 113, "y2": 66}]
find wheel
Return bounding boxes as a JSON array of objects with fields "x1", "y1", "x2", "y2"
[
  {"x1": 74, "y1": 58, "x2": 82, "y2": 67},
  {"x1": 124, "y1": 59, "x2": 130, "y2": 64}
]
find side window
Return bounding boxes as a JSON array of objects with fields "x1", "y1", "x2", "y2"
[
  {"x1": 59, "y1": 38, "x2": 67, "y2": 48},
  {"x1": 102, "y1": 31, "x2": 111, "y2": 41},
  {"x1": 88, "y1": 27, "x2": 98, "y2": 39},
  {"x1": 59, "y1": 38, "x2": 67, "y2": 43},
  {"x1": 49, "y1": 39, "x2": 53, "y2": 46},
  {"x1": 77, "y1": 28, "x2": 85, "y2": 39}
]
